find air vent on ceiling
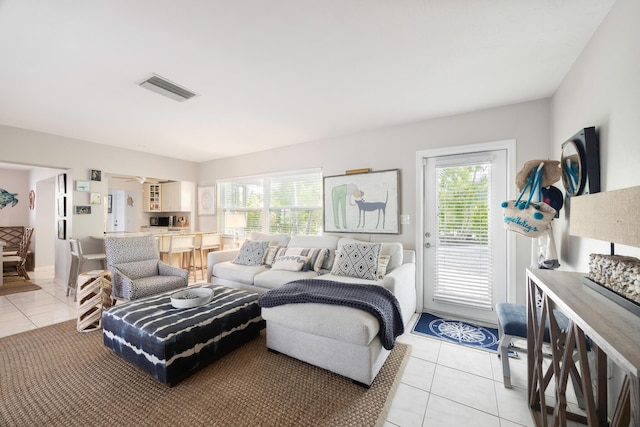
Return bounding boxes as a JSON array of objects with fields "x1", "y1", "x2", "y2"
[{"x1": 137, "y1": 73, "x2": 198, "y2": 102}]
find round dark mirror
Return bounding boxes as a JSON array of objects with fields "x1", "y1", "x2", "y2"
[{"x1": 561, "y1": 140, "x2": 585, "y2": 196}]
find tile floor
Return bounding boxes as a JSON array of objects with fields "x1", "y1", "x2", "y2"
[{"x1": 1, "y1": 268, "x2": 586, "y2": 426}]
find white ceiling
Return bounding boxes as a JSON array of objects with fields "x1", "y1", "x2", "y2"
[{"x1": 0, "y1": 0, "x2": 616, "y2": 163}]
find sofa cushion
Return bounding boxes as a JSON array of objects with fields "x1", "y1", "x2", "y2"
[
  {"x1": 233, "y1": 240, "x2": 270, "y2": 266},
  {"x1": 115, "y1": 259, "x2": 159, "y2": 280},
  {"x1": 213, "y1": 261, "x2": 268, "y2": 285},
  {"x1": 248, "y1": 232, "x2": 291, "y2": 247},
  {"x1": 272, "y1": 255, "x2": 310, "y2": 272},
  {"x1": 254, "y1": 269, "x2": 319, "y2": 290},
  {"x1": 261, "y1": 303, "x2": 380, "y2": 346},
  {"x1": 287, "y1": 235, "x2": 339, "y2": 250},
  {"x1": 331, "y1": 242, "x2": 381, "y2": 280},
  {"x1": 275, "y1": 247, "x2": 327, "y2": 272}
]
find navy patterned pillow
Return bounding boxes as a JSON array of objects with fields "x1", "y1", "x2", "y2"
[
  {"x1": 331, "y1": 242, "x2": 381, "y2": 280},
  {"x1": 233, "y1": 240, "x2": 270, "y2": 266}
]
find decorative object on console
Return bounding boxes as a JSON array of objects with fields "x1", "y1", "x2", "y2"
[
  {"x1": 571, "y1": 185, "x2": 640, "y2": 315},
  {"x1": 561, "y1": 127, "x2": 600, "y2": 196},
  {"x1": 323, "y1": 169, "x2": 399, "y2": 234}
]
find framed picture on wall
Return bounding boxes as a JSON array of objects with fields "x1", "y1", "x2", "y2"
[
  {"x1": 323, "y1": 169, "x2": 400, "y2": 234},
  {"x1": 90, "y1": 193, "x2": 102, "y2": 204},
  {"x1": 90, "y1": 169, "x2": 102, "y2": 181},
  {"x1": 57, "y1": 173, "x2": 67, "y2": 194},
  {"x1": 108, "y1": 194, "x2": 112, "y2": 213},
  {"x1": 76, "y1": 180, "x2": 90, "y2": 192},
  {"x1": 198, "y1": 186, "x2": 216, "y2": 215},
  {"x1": 75, "y1": 205, "x2": 91, "y2": 215},
  {"x1": 57, "y1": 197, "x2": 66, "y2": 217},
  {"x1": 57, "y1": 220, "x2": 66, "y2": 240}
]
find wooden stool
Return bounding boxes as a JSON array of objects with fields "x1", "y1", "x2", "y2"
[{"x1": 77, "y1": 270, "x2": 113, "y2": 332}]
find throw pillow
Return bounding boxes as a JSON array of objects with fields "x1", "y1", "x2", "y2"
[
  {"x1": 377, "y1": 255, "x2": 390, "y2": 279},
  {"x1": 275, "y1": 247, "x2": 327, "y2": 272},
  {"x1": 233, "y1": 240, "x2": 270, "y2": 266},
  {"x1": 262, "y1": 245, "x2": 281, "y2": 267},
  {"x1": 271, "y1": 255, "x2": 310, "y2": 272},
  {"x1": 331, "y1": 242, "x2": 381, "y2": 280}
]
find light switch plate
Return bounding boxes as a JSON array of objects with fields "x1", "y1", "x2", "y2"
[{"x1": 400, "y1": 214, "x2": 410, "y2": 225}]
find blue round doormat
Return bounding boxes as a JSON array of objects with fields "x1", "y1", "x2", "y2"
[{"x1": 412, "y1": 312, "x2": 499, "y2": 352}]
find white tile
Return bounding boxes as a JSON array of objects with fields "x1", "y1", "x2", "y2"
[
  {"x1": 494, "y1": 381, "x2": 536, "y2": 426},
  {"x1": 423, "y1": 394, "x2": 500, "y2": 427},
  {"x1": 401, "y1": 356, "x2": 436, "y2": 392},
  {"x1": 430, "y1": 365, "x2": 499, "y2": 415},
  {"x1": 386, "y1": 383, "x2": 429, "y2": 427},
  {"x1": 28, "y1": 305, "x2": 76, "y2": 327},
  {"x1": 437, "y1": 342, "x2": 494, "y2": 379},
  {"x1": 0, "y1": 317, "x2": 37, "y2": 338},
  {"x1": 399, "y1": 333, "x2": 441, "y2": 363}
]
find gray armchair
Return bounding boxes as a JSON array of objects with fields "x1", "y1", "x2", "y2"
[{"x1": 104, "y1": 235, "x2": 188, "y2": 300}]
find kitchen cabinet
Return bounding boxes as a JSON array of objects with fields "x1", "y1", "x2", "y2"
[
  {"x1": 143, "y1": 183, "x2": 162, "y2": 212},
  {"x1": 161, "y1": 181, "x2": 193, "y2": 212}
]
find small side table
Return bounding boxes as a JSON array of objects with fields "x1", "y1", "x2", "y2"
[{"x1": 77, "y1": 270, "x2": 113, "y2": 332}]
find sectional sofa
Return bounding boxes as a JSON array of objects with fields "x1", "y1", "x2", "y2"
[{"x1": 206, "y1": 233, "x2": 417, "y2": 386}]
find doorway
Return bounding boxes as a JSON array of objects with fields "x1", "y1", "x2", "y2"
[{"x1": 416, "y1": 140, "x2": 516, "y2": 324}]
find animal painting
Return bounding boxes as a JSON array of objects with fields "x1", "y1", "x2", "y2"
[
  {"x1": 354, "y1": 191, "x2": 388, "y2": 229},
  {"x1": 0, "y1": 188, "x2": 19, "y2": 209}
]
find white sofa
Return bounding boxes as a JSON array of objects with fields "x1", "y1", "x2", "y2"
[{"x1": 207, "y1": 234, "x2": 417, "y2": 386}]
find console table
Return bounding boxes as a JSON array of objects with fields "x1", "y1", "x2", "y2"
[{"x1": 526, "y1": 268, "x2": 640, "y2": 426}]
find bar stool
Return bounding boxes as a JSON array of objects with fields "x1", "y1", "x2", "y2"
[
  {"x1": 195, "y1": 233, "x2": 221, "y2": 281},
  {"x1": 68, "y1": 238, "x2": 107, "y2": 301},
  {"x1": 167, "y1": 234, "x2": 197, "y2": 281}
]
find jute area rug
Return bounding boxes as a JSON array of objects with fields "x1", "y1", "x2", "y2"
[
  {"x1": 0, "y1": 320, "x2": 410, "y2": 427},
  {"x1": 0, "y1": 276, "x2": 41, "y2": 296}
]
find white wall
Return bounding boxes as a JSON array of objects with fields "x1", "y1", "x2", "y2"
[
  {"x1": 0, "y1": 125, "x2": 199, "y2": 283},
  {"x1": 199, "y1": 98, "x2": 553, "y2": 303},
  {"x1": 552, "y1": 0, "x2": 640, "y2": 271}
]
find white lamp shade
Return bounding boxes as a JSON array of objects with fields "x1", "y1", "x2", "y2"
[{"x1": 225, "y1": 213, "x2": 247, "y2": 229}]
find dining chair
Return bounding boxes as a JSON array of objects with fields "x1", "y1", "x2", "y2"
[
  {"x1": 195, "y1": 233, "x2": 221, "y2": 281},
  {"x1": 2, "y1": 227, "x2": 34, "y2": 280},
  {"x1": 167, "y1": 234, "x2": 197, "y2": 282},
  {"x1": 67, "y1": 238, "x2": 107, "y2": 300}
]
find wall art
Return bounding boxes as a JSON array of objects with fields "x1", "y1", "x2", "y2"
[
  {"x1": 90, "y1": 193, "x2": 102, "y2": 204},
  {"x1": 0, "y1": 188, "x2": 19, "y2": 209},
  {"x1": 75, "y1": 205, "x2": 91, "y2": 215},
  {"x1": 76, "y1": 180, "x2": 90, "y2": 192},
  {"x1": 323, "y1": 169, "x2": 399, "y2": 234},
  {"x1": 198, "y1": 186, "x2": 216, "y2": 215},
  {"x1": 90, "y1": 169, "x2": 102, "y2": 181}
]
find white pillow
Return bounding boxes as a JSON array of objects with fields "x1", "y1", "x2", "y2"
[
  {"x1": 271, "y1": 255, "x2": 310, "y2": 272},
  {"x1": 330, "y1": 242, "x2": 381, "y2": 280},
  {"x1": 275, "y1": 247, "x2": 327, "y2": 272}
]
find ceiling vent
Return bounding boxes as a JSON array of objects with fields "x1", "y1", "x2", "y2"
[{"x1": 137, "y1": 73, "x2": 198, "y2": 102}]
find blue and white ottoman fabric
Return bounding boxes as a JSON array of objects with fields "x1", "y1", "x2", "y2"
[{"x1": 102, "y1": 285, "x2": 264, "y2": 385}]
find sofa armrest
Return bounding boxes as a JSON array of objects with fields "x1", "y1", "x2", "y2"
[
  {"x1": 207, "y1": 249, "x2": 240, "y2": 283},
  {"x1": 110, "y1": 266, "x2": 134, "y2": 300},
  {"x1": 382, "y1": 262, "x2": 417, "y2": 326},
  {"x1": 158, "y1": 261, "x2": 189, "y2": 278}
]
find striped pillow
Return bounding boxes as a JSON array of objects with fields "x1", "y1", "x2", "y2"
[
  {"x1": 271, "y1": 255, "x2": 310, "y2": 272},
  {"x1": 275, "y1": 247, "x2": 327, "y2": 272}
]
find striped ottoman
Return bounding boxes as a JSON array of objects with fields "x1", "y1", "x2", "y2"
[{"x1": 102, "y1": 285, "x2": 264, "y2": 385}]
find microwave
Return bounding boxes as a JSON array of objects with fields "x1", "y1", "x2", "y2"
[{"x1": 150, "y1": 216, "x2": 171, "y2": 226}]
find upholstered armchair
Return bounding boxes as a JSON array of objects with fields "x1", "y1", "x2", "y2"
[{"x1": 104, "y1": 235, "x2": 188, "y2": 300}]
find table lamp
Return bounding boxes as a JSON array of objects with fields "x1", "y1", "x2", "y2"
[{"x1": 225, "y1": 213, "x2": 247, "y2": 248}]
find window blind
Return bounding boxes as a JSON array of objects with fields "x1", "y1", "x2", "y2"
[
  {"x1": 218, "y1": 169, "x2": 323, "y2": 236},
  {"x1": 433, "y1": 159, "x2": 494, "y2": 310}
]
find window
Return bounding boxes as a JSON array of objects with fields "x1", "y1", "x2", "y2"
[{"x1": 218, "y1": 169, "x2": 323, "y2": 236}]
